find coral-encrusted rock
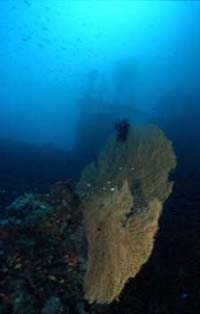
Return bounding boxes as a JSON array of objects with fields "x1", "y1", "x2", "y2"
[{"x1": 0, "y1": 181, "x2": 87, "y2": 314}]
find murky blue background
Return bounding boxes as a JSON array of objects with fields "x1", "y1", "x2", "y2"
[{"x1": 1, "y1": 0, "x2": 199, "y2": 150}]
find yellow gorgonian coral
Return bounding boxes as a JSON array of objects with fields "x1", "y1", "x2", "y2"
[{"x1": 78, "y1": 124, "x2": 176, "y2": 304}]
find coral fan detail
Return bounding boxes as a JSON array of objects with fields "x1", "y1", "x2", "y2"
[{"x1": 78, "y1": 124, "x2": 176, "y2": 304}]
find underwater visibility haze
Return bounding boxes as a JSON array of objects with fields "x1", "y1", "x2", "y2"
[
  {"x1": 1, "y1": 0, "x2": 200, "y2": 149},
  {"x1": 0, "y1": 1, "x2": 200, "y2": 314}
]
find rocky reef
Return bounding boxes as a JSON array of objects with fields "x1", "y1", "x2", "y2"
[{"x1": 0, "y1": 181, "x2": 87, "y2": 314}]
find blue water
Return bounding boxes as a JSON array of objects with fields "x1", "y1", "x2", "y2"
[{"x1": 0, "y1": 0, "x2": 200, "y2": 150}]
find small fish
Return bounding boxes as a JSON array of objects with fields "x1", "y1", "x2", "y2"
[
  {"x1": 37, "y1": 43, "x2": 44, "y2": 48},
  {"x1": 41, "y1": 25, "x2": 49, "y2": 31},
  {"x1": 22, "y1": 35, "x2": 32, "y2": 42},
  {"x1": 24, "y1": 0, "x2": 31, "y2": 7}
]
